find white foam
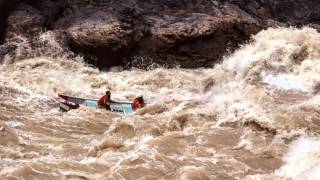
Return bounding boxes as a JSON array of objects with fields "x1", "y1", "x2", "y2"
[
  {"x1": 262, "y1": 72, "x2": 306, "y2": 91},
  {"x1": 275, "y1": 137, "x2": 320, "y2": 179},
  {"x1": 1, "y1": 27, "x2": 320, "y2": 179}
]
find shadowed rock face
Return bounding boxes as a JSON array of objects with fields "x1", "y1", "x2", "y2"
[
  {"x1": 53, "y1": 0, "x2": 263, "y2": 68},
  {"x1": 268, "y1": 0, "x2": 320, "y2": 24},
  {"x1": 58, "y1": 8, "x2": 145, "y2": 67},
  {"x1": 0, "y1": 0, "x2": 20, "y2": 44},
  {"x1": 6, "y1": 3, "x2": 46, "y2": 39},
  {"x1": 0, "y1": 0, "x2": 319, "y2": 69}
]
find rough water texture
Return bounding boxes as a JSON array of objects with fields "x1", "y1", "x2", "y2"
[{"x1": 1, "y1": 27, "x2": 320, "y2": 179}]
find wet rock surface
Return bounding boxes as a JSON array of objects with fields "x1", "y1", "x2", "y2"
[{"x1": 0, "y1": 0, "x2": 319, "y2": 68}]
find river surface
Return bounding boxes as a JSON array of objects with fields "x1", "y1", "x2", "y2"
[{"x1": 0, "y1": 27, "x2": 320, "y2": 179}]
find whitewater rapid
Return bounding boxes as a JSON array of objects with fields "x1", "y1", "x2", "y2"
[{"x1": 0, "y1": 27, "x2": 320, "y2": 179}]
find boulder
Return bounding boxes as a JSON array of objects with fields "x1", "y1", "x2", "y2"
[
  {"x1": 55, "y1": 6, "x2": 145, "y2": 67},
  {"x1": 52, "y1": 0, "x2": 261, "y2": 68},
  {"x1": 131, "y1": 13, "x2": 260, "y2": 68}
]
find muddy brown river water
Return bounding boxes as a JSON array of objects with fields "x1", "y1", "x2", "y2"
[{"x1": 1, "y1": 27, "x2": 320, "y2": 179}]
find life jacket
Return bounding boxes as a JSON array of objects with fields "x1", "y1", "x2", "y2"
[
  {"x1": 132, "y1": 97, "x2": 145, "y2": 110},
  {"x1": 132, "y1": 99, "x2": 142, "y2": 110},
  {"x1": 98, "y1": 95, "x2": 110, "y2": 106}
]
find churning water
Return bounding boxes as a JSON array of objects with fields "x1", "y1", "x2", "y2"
[{"x1": 1, "y1": 27, "x2": 320, "y2": 179}]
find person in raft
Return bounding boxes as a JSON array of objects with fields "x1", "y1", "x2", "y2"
[
  {"x1": 98, "y1": 91, "x2": 113, "y2": 110},
  {"x1": 132, "y1": 94, "x2": 145, "y2": 110}
]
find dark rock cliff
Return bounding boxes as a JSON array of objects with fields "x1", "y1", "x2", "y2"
[
  {"x1": 0, "y1": 0, "x2": 20, "y2": 44},
  {"x1": 0, "y1": 0, "x2": 319, "y2": 68}
]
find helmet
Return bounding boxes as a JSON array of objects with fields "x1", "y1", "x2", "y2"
[
  {"x1": 136, "y1": 94, "x2": 143, "y2": 100},
  {"x1": 106, "y1": 91, "x2": 111, "y2": 99}
]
